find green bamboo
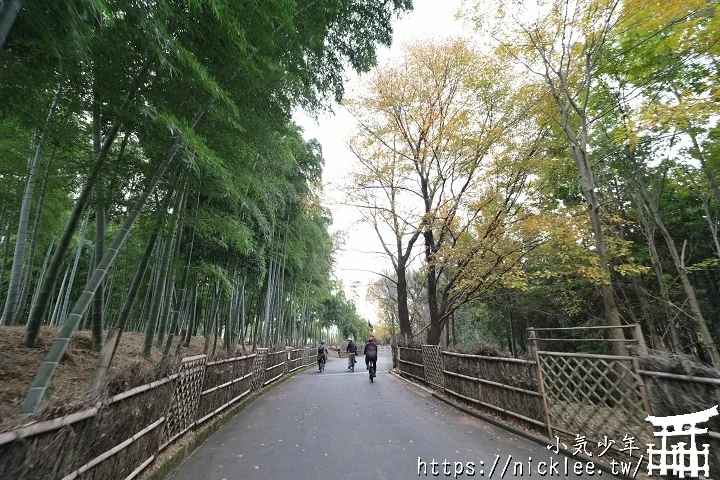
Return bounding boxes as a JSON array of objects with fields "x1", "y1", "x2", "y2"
[
  {"x1": 3, "y1": 93, "x2": 58, "y2": 325},
  {"x1": 15, "y1": 148, "x2": 55, "y2": 325},
  {"x1": 163, "y1": 188, "x2": 198, "y2": 358},
  {"x1": 24, "y1": 65, "x2": 149, "y2": 346},
  {"x1": 151, "y1": 183, "x2": 185, "y2": 352},
  {"x1": 156, "y1": 182, "x2": 186, "y2": 348},
  {"x1": 58, "y1": 209, "x2": 90, "y2": 326},
  {"x1": 30, "y1": 239, "x2": 54, "y2": 312},
  {"x1": 19, "y1": 108, "x2": 205, "y2": 415}
]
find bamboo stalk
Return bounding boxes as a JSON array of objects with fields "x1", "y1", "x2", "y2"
[
  {"x1": 637, "y1": 370, "x2": 720, "y2": 385},
  {"x1": 443, "y1": 388, "x2": 547, "y2": 428},
  {"x1": 263, "y1": 371, "x2": 284, "y2": 386},
  {"x1": 441, "y1": 369, "x2": 541, "y2": 396},
  {"x1": 537, "y1": 351, "x2": 636, "y2": 360},
  {"x1": 398, "y1": 359, "x2": 424, "y2": 368},
  {"x1": 108, "y1": 374, "x2": 178, "y2": 404},
  {"x1": 531, "y1": 325, "x2": 637, "y2": 331},
  {"x1": 441, "y1": 350, "x2": 536, "y2": 364},
  {"x1": 0, "y1": 406, "x2": 99, "y2": 446},
  {"x1": 124, "y1": 454, "x2": 155, "y2": 480}
]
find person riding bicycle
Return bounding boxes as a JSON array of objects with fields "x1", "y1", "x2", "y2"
[
  {"x1": 346, "y1": 338, "x2": 358, "y2": 369},
  {"x1": 317, "y1": 340, "x2": 328, "y2": 365},
  {"x1": 363, "y1": 336, "x2": 378, "y2": 372}
]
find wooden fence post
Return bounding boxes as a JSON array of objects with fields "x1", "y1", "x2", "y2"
[
  {"x1": 634, "y1": 323, "x2": 649, "y2": 356},
  {"x1": 528, "y1": 328, "x2": 553, "y2": 439}
]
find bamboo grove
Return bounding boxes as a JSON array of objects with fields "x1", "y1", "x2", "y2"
[
  {"x1": 0, "y1": 0, "x2": 407, "y2": 414},
  {"x1": 353, "y1": 0, "x2": 720, "y2": 365}
]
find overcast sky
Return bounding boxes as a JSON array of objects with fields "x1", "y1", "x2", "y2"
[{"x1": 293, "y1": 0, "x2": 466, "y2": 323}]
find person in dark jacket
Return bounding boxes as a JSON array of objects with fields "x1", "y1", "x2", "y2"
[
  {"x1": 346, "y1": 338, "x2": 358, "y2": 369},
  {"x1": 363, "y1": 336, "x2": 378, "y2": 372}
]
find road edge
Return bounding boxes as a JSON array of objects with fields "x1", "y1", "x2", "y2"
[
  {"x1": 388, "y1": 371, "x2": 642, "y2": 480},
  {"x1": 142, "y1": 365, "x2": 312, "y2": 480}
]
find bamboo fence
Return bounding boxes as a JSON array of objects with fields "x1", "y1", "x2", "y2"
[
  {"x1": 0, "y1": 347, "x2": 312, "y2": 480},
  {"x1": 397, "y1": 337, "x2": 720, "y2": 452}
]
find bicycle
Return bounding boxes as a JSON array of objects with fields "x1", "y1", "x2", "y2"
[
  {"x1": 347, "y1": 352, "x2": 356, "y2": 372},
  {"x1": 368, "y1": 359, "x2": 376, "y2": 382},
  {"x1": 317, "y1": 349, "x2": 326, "y2": 373}
]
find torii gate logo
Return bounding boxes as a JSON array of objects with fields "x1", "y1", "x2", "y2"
[{"x1": 646, "y1": 405, "x2": 718, "y2": 478}]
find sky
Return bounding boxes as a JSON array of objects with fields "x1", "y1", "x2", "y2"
[{"x1": 293, "y1": 0, "x2": 466, "y2": 324}]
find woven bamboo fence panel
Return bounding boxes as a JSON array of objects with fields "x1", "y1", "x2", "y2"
[
  {"x1": 398, "y1": 347, "x2": 425, "y2": 382},
  {"x1": 441, "y1": 351, "x2": 544, "y2": 431},
  {"x1": 538, "y1": 352, "x2": 653, "y2": 445},
  {"x1": 161, "y1": 355, "x2": 206, "y2": 445},
  {"x1": 264, "y1": 351, "x2": 286, "y2": 386},
  {"x1": 251, "y1": 349, "x2": 268, "y2": 390},
  {"x1": 422, "y1": 345, "x2": 444, "y2": 388}
]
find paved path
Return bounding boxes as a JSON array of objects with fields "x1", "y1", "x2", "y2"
[{"x1": 172, "y1": 354, "x2": 586, "y2": 479}]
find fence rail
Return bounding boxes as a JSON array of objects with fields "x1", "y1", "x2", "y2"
[{"x1": 0, "y1": 347, "x2": 313, "y2": 480}]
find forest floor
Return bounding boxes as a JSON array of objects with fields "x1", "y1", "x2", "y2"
[{"x1": 0, "y1": 326, "x2": 209, "y2": 429}]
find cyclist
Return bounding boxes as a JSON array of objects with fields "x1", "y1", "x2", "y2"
[
  {"x1": 317, "y1": 340, "x2": 328, "y2": 367},
  {"x1": 363, "y1": 335, "x2": 378, "y2": 373},
  {"x1": 346, "y1": 338, "x2": 358, "y2": 369}
]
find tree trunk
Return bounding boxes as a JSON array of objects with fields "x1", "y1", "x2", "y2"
[
  {"x1": 58, "y1": 210, "x2": 90, "y2": 326},
  {"x1": 628, "y1": 147, "x2": 720, "y2": 365},
  {"x1": 92, "y1": 200, "x2": 106, "y2": 349},
  {"x1": 49, "y1": 267, "x2": 69, "y2": 327},
  {"x1": 184, "y1": 284, "x2": 198, "y2": 348},
  {"x1": 261, "y1": 256, "x2": 276, "y2": 347},
  {"x1": 424, "y1": 229, "x2": 443, "y2": 345},
  {"x1": 396, "y1": 262, "x2": 412, "y2": 338},
  {"x1": 204, "y1": 282, "x2": 220, "y2": 355},
  {"x1": 155, "y1": 184, "x2": 185, "y2": 349},
  {"x1": 137, "y1": 249, "x2": 158, "y2": 333},
  {"x1": 239, "y1": 276, "x2": 246, "y2": 354},
  {"x1": 631, "y1": 276, "x2": 659, "y2": 350},
  {"x1": 3, "y1": 95, "x2": 58, "y2": 325},
  {"x1": 0, "y1": 0, "x2": 21, "y2": 48},
  {"x1": 0, "y1": 217, "x2": 11, "y2": 311},
  {"x1": 30, "y1": 239, "x2": 54, "y2": 314},
  {"x1": 143, "y1": 237, "x2": 167, "y2": 354},
  {"x1": 91, "y1": 78, "x2": 106, "y2": 351},
  {"x1": 15, "y1": 148, "x2": 55, "y2": 325}
]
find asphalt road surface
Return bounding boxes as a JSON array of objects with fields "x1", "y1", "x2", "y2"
[{"x1": 171, "y1": 353, "x2": 588, "y2": 479}]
